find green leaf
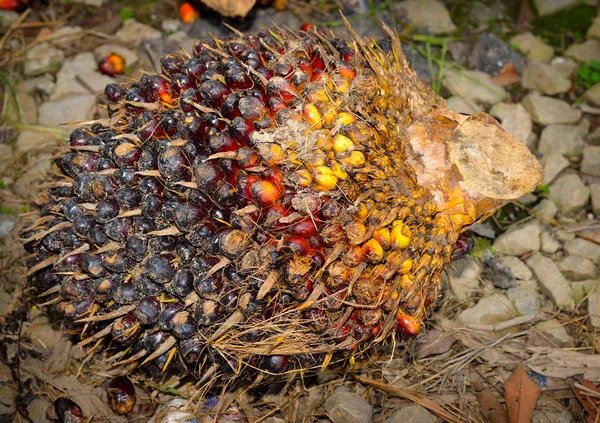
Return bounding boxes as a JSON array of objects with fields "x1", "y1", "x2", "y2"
[
  {"x1": 120, "y1": 6, "x2": 134, "y2": 22},
  {"x1": 591, "y1": 72, "x2": 600, "y2": 83},
  {"x1": 537, "y1": 184, "x2": 550, "y2": 194},
  {"x1": 578, "y1": 65, "x2": 591, "y2": 80},
  {"x1": 589, "y1": 60, "x2": 600, "y2": 70}
]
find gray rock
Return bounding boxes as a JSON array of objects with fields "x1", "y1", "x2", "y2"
[
  {"x1": 532, "y1": 199, "x2": 558, "y2": 220},
  {"x1": 447, "y1": 255, "x2": 482, "y2": 300},
  {"x1": 558, "y1": 255, "x2": 599, "y2": 281},
  {"x1": 588, "y1": 292, "x2": 600, "y2": 327},
  {"x1": 470, "y1": 33, "x2": 526, "y2": 75},
  {"x1": 19, "y1": 74, "x2": 55, "y2": 98},
  {"x1": 533, "y1": 0, "x2": 578, "y2": 16},
  {"x1": 522, "y1": 92, "x2": 582, "y2": 126},
  {"x1": 528, "y1": 254, "x2": 575, "y2": 311},
  {"x1": 581, "y1": 145, "x2": 600, "y2": 176},
  {"x1": 565, "y1": 238, "x2": 600, "y2": 264},
  {"x1": 510, "y1": 32, "x2": 554, "y2": 61},
  {"x1": 584, "y1": 83, "x2": 600, "y2": 107},
  {"x1": 15, "y1": 130, "x2": 62, "y2": 156},
  {"x1": 533, "y1": 318, "x2": 574, "y2": 348},
  {"x1": 541, "y1": 152, "x2": 570, "y2": 185},
  {"x1": 555, "y1": 228, "x2": 576, "y2": 243},
  {"x1": 161, "y1": 18, "x2": 181, "y2": 33},
  {"x1": 394, "y1": 0, "x2": 456, "y2": 34},
  {"x1": 458, "y1": 294, "x2": 517, "y2": 325},
  {"x1": 588, "y1": 127, "x2": 600, "y2": 146},
  {"x1": 489, "y1": 103, "x2": 532, "y2": 144},
  {"x1": 579, "y1": 119, "x2": 591, "y2": 138},
  {"x1": 469, "y1": 222, "x2": 496, "y2": 239},
  {"x1": 517, "y1": 193, "x2": 538, "y2": 206},
  {"x1": 0, "y1": 10, "x2": 19, "y2": 28},
  {"x1": 166, "y1": 31, "x2": 196, "y2": 56},
  {"x1": 540, "y1": 230, "x2": 561, "y2": 254},
  {"x1": 51, "y1": 52, "x2": 114, "y2": 100},
  {"x1": 38, "y1": 94, "x2": 97, "y2": 126},
  {"x1": 549, "y1": 173, "x2": 590, "y2": 215},
  {"x1": 71, "y1": 0, "x2": 104, "y2": 6},
  {"x1": 94, "y1": 44, "x2": 139, "y2": 66},
  {"x1": 507, "y1": 280, "x2": 540, "y2": 315},
  {"x1": 493, "y1": 220, "x2": 541, "y2": 256},
  {"x1": 11, "y1": 153, "x2": 53, "y2": 200},
  {"x1": 445, "y1": 96, "x2": 482, "y2": 116},
  {"x1": 0, "y1": 215, "x2": 16, "y2": 236},
  {"x1": 385, "y1": 404, "x2": 437, "y2": 423},
  {"x1": 24, "y1": 43, "x2": 64, "y2": 76},
  {"x1": 539, "y1": 124, "x2": 584, "y2": 157},
  {"x1": 551, "y1": 56, "x2": 579, "y2": 78},
  {"x1": 500, "y1": 256, "x2": 533, "y2": 280},
  {"x1": 522, "y1": 61, "x2": 571, "y2": 95},
  {"x1": 116, "y1": 19, "x2": 161, "y2": 47},
  {"x1": 4, "y1": 91, "x2": 37, "y2": 125},
  {"x1": 572, "y1": 280, "x2": 598, "y2": 302},
  {"x1": 588, "y1": 16, "x2": 600, "y2": 39},
  {"x1": 443, "y1": 69, "x2": 507, "y2": 105},
  {"x1": 482, "y1": 250, "x2": 517, "y2": 289},
  {"x1": 323, "y1": 390, "x2": 372, "y2": 423},
  {"x1": 591, "y1": 183, "x2": 600, "y2": 216},
  {"x1": 565, "y1": 39, "x2": 600, "y2": 63}
]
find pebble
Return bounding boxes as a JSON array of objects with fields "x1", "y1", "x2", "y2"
[
  {"x1": 469, "y1": 222, "x2": 496, "y2": 239},
  {"x1": 94, "y1": 44, "x2": 139, "y2": 66},
  {"x1": 470, "y1": 33, "x2": 526, "y2": 75},
  {"x1": 533, "y1": 319, "x2": 574, "y2": 348},
  {"x1": 11, "y1": 153, "x2": 53, "y2": 200},
  {"x1": 116, "y1": 19, "x2": 161, "y2": 47},
  {"x1": 15, "y1": 130, "x2": 62, "y2": 156},
  {"x1": 393, "y1": 0, "x2": 456, "y2": 34},
  {"x1": 517, "y1": 193, "x2": 538, "y2": 207},
  {"x1": 509, "y1": 32, "x2": 554, "y2": 62},
  {"x1": 443, "y1": 69, "x2": 507, "y2": 105},
  {"x1": 588, "y1": 127, "x2": 600, "y2": 146},
  {"x1": 493, "y1": 220, "x2": 541, "y2": 256},
  {"x1": 541, "y1": 152, "x2": 570, "y2": 185},
  {"x1": 166, "y1": 31, "x2": 196, "y2": 56},
  {"x1": 550, "y1": 56, "x2": 579, "y2": 78},
  {"x1": 539, "y1": 124, "x2": 584, "y2": 158},
  {"x1": 527, "y1": 254, "x2": 575, "y2": 311},
  {"x1": 522, "y1": 92, "x2": 582, "y2": 126},
  {"x1": 558, "y1": 255, "x2": 599, "y2": 281},
  {"x1": 0, "y1": 216, "x2": 16, "y2": 237},
  {"x1": 540, "y1": 230, "x2": 561, "y2": 254},
  {"x1": 549, "y1": 173, "x2": 590, "y2": 215},
  {"x1": 4, "y1": 91, "x2": 38, "y2": 124},
  {"x1": 385, "y1": 404, "x2": 437, "y2": 423},
  {"x1": 161, "y1": 18, "x2": 181, "y2": 33},
  {"x1": 51, "y1": 52, "x2": 114, "y2": 100},
  {"x1": 38, "y1": 94, "x2": 97, "y2": 126},
  {"x1": 24, "y1": 43, "x2": 64, "y2": 76},
  {"x1": 482, "y1": 250, "x2": 517, "y2": 289},
  {"x1": 499, "y1": 256, "x2": 533, "y2": 280},
  {"x1": 581, "y1": 146, "x2": 600, "y2": 176},
  {"x1": 71, "y1": 0, "x2": 105, "y2": 6},
  {"x1": 0, "y1": 10, "x2": 19, "y2": 28},
  {"x1": 19, "y1": 74, "x2": 55, "y2": 98},
  {"x1": 584, "y1": 83, "x2": 600, "y2": 107},
  {"x1": 588, "y1": 292, "x2": 600, "y2": 327},
  {"x1": 565, "y1": 39, "x2": 600, "y2": 63},
  {"x1": 447, "y1": 255, "x2": 482, "y2": 300},
  {"x1": 591, "y1": 184, "x2": 600, "y2": 216},
  {"x1": 522, "y1": 61, "x2": 571, "y2": 95},
  {"x1": 507, "y1": 280, "x2": 540, "y2": 315},
  {"x1": 565, "y1": 238, "x2": 600, "y2": 264},
  {"x1": 445, "y1": 96, "x2": 483, "y2": 116},
  {"x1": 579, "y1": 119, "x2": 591, "y2": 139},
  {"x1": 489, "y1": 103, "x2": 532, "y2": 144},
  {"x1": 323, "y1": 390, "x2": 373, "y2": 423},
  {"x1": 457, "y1": 294, "x2": 517, "y2": 326},
  {"x1": 571, "y1": 280, "x2": 598, "y2": 302},
  {"x1": 532, "y1": 199, "x2": 558, "y2": 220},
  {"x1": 588, "y1": 16, "x2": 600, "y2": 39},
  {"x1": 533, "y1": 0, "x2": 578, "y2": 16}
]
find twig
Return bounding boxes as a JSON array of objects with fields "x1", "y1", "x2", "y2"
[{"x1": 466, "y1": 313, "x2": 545, "y2": 332}]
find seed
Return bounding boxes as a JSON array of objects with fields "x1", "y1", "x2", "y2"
[
  {"x1": 373, "y1": 228, "x2": 391, "y2": 250},
  {"x1": 362, "y1": 238, "x2": 384, "y2": 264},
  {"x1": 396, "y1": 312, "x2": 421, "y2": 337},
  {"x1": 390, "y1": 222, "x2": 411, "y2": 250},
  {"x1": 312, "y1": 166, "x2": 338, "y2": 191},
  {"x1": 98, "y1": 53, "x2": 125, "y2": 76},
  {"x1": 107, "y1": 376, "x2": 136, "y2": 415},
  {"x1": 251, "y1": 180, "x2": 281, "y2": 207},
  {"x1": 302, "y1": 103, "x2": 322, "y2": 129},
  {"x1": 338, "y1": 151, "x2": 365, "y2": 167}
]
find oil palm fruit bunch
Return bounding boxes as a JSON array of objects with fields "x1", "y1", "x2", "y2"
[{"x1": 21, "y1": 24, "x2": 542, "y2": 382}]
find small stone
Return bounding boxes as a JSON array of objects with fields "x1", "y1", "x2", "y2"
[
  {"x1": 533, "y1": 0, "x2": 578, "y2": 16},
  {"x1": 482, "y1": 250, "x2": 517, "y2": 289},
  {"x1": 518, "y1": 193, "x2": 538, "y2": 206},
  {"x1": 162, "y1": 18, "x2": 181, "y2": 32},
  {"x1": 581, "y1": 146, "x2": 600, "y2": 176},
  {"x1": 507, "y1": 280, "x2": 540, "y2": 315},
  {"x1": 510, "y1": 32, "x2": 554, "y2": 61},
  {"x1": 445, "y1": 96, "x2": 483, "y2": 115},
  {"x1": 447, "y1": 255, "x2": 482, "y2": 300},
  {"x1": 51, "y1": 52, "x2": 114, "y2": 100},
  {"x1": 0, "y1": 215, "x2": 16, "y2": 236},
  {"x1": 584, "y1": 83, "x2": 600, "y2": 107},
  {"x1": 38, "y1": 94, "x2": 96, "y2": 127},
  {"x1": 493, "y1": 220, "x2": 541, "y2": 256},
  {"x1": 116, "y1": 19, "x2": 161, "y2": 47},
  {"x1": 539, "y1": 124, "x2": 584, "y2": 158},
  {"x1": 24, "y1": 43, "x2": 64, "y2": 76},
  {"x1": 550, "y1": 56, "x2": 579, "y2": 78},
  {"x1": 527, "y1": 254, "x2": 575, "y2": 311},
  {"x1": 323, "y1": 390, "x2": 372, "y2": 423},
  {"x1": 94, "y1": 44, "x2": 139, "y2": 66},
  {"x1": 489, "y1": 103, "x2": 532, "y2": 144},
  {"x1": 443, "y1": 69, "x2": 508, "y2": 105},
  {"x1": 470, "y1": 33, "x2": 526, "y2": 75},
  {"x1": 571, "y1": 280, "x2": 598, "y2": 302},
  {"x1": 11, "y1": 153, "x2": 53, "y2": 200},
  {"x1": 532, "y1": 199, "x2": 558, "y2": 220},
  {"x1": 393, "y1": 0, "x2": 456, "y2": 34},
  {"x1": 549, "y1": 173, "x2": 590, "y2": 215},
  {"x1": 4, "y1": 91, "x2": 37, "y2": 125},
  {"x1": 591, "y1": 184, "x2": 600, "y2": 216},
  {"x1": 19, "y1": 74, "x2": 55, "y2": 98},
  {"x1": 385, "y1": 404, "x2": 437, "y2": 423},
  {"x1": 533, "y1": 318, "x2": 574, "y2": 348},
  {"x1": 71, "y1": 0, "x2": 104, "y2": 6},
  {"x1": 558, "y1": 255, "x2": 599, "y2": 281},
  {"x1": 588, "y1": 16, "x2": 600, "y2": 39},
  {"x1": 15, "y1": 130, "x2": 62, "y2": 156},
  {"x1": 555, "y1": 228, "x2": 576, "y2": 243},
  {"x1": 541, "y1": 152, "x2": 570, "y2": 185},
  {"x1": 499, "y1": 256, "x2": 533, "y2": 280},
  {"x1": 579, "y1": 119, "x2": 591, "y2": 138},
  {"x1": 522, "y1": 92, "x2": 582, "y2": 126},
  {"x1": 458, "y1": 294, "x2": 517, "y2": 326},
  {"x1": 565, "y1": 238, "x2": 600, "y2": 264},
  {"x1": 469, "y1": 222, "x2": 496, "y2": 239},
  {"x1": 166, "y1": 31, "x2": 196, "y2": 56},
  {"x1": 588, "y1": 292, "x2": 600, "y2": 327},
  {"x1": 0, "y1": 10, "x2": 19, "y2": 28},
  {"x1": 522, "y1": 61, "x2": 571, "y2": 95},
  {"x1": 565, "y1": 39, "x2": 600, "y2": 63},
  {"x1": 588, "y1": 127, "x2": 600, "y2": 146},
  {"x1": 540, "y1": 231, "x2": 561, "y2": 254}
]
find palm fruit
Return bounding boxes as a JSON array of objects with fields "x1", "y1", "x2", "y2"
[{"x1": 21, "y1": 25, "x2": 542, "y2": 383}]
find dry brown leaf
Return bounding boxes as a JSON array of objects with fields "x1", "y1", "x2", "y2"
[
  {"x1": 491, "y1": 63, "x2": 521, "y2": 87},
  {"x1": 573, "y1": 379, "x2": 600, "y2": 423},
  {"x1": 412, "y1": 329, "x2": 457, "y2": 358},
  {"x1": 527, "y1": 347, "x2": 600, "y2": 381},
  {"x1": 475, "y1": 382, "x2": 508, "y2": 423},
  {"x1": 504, "y1": 364, "x2": 541, "y2": 423},
  {"x1": 200, "y1": 0, "x2": 257, "y2": 17}
]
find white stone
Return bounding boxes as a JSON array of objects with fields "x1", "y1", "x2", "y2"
[
  {"x1": 162, "y1": 19, "x2": 181, "y2": 33},
  {"x1": 549, "y1": 173, "x2": 590, "y2": 215},
  {"x1": 324, "y1": 390, "x2": 373, "y2": 423},
  {"x1": 24, "y1": 43, "x2": 64, "y2": 76},
  {"x1": 38, "y1": 94, "x2": 97, "y2": 127},
  {"x1": 533, "y1": 0, "x2": 578, "y2": 16},
  {"x1": 591, "y1": 183, "x2": 600, "y2": 216},
  {"x1": 522, "y1": 92, "x2": 582, "y2": 126},
  {"x1": 532, "y1": 199, "x2": 558, "y2": 220},
  {"x1": 539, "y1": 124, "x2": 584, "y2": 158},
  {"x1": 51, "y1": 52, "x2": 114, "y2": 100},
  {"x1": 116, "y1": 19, "x2": 161, "y2": 47},
  {"x1": 507, "y1": 280, "x2": 540, "y2": 315},
  {"x1": 522, "y1": 61, "x2": 571, "y2": 95},
  {"x1": 394, "y1": 0, "x2": 457, "y2": 34},
  {"x1": 588, "y1": 16, "x2": 600, "y2": 39},
  {"x1": 588, "y1": 292, "x2": 600, "y2": 327},
  {"x1": 71, "y1": 0, "x2": 104, "y2": 5},
  {"x1": 458, "y1": 294, "x2": 517, "y2": 325},
  {"x1": 581, "y1": 145, "x2": 600, "y2": 176},
  {"x1": 540, "y1": 231, "x2": 561, "y2": 254},
  {"x1": 571, "y1": 280, "x2": 598, "y2": 302},
  {"x1": 443, "y1": 69, "x2": 507, "y2": 105},
  {"x1": 565, "y1": 39, "x2": 600, "y2": 63},
  {"x1": 447, "y1": 255, "x2": 482, "y2": 301},
  {"x1": 499, "y1": 256, "x2": 533, "y2": 280},
  {"x1": 493, "y1": 220, "x2": 541, "y2": 256},
  {"x1": 584, "y1": 83, "x2": 600, "y2": 107},
  {"x1": 565, "y1": 238, "x2": 600, "y2": 264},
  {"x1": 558, "y1": 255, "x2": 599, "y2": 281},
  {"x1": 510, "y1": 32, "x2": 554, "y2": 61},
  {"x1": 385, "y1": 404, "x2": 437, "y2": 423},
  {"x1": 528, "y1": 254, "x2": 575, "y2": 311},
  {"x1": 489, "y1": 103, "x2": 532, "y2": 144},
  {"x1": 541, "y1": 152, "x2": 570, "y2": 185},
  {"x1": 445, "y1": 96, "x2": 482, "y2": 116},
  {"x1": 550, "y1": 56, "x2": 579, "y2": 78},
  {"x1": 15, "y1": 130, "x2": 62, "y2": 156},
  {"x1": 534, "y1": 318, "x2": 574, "y2": 347}
]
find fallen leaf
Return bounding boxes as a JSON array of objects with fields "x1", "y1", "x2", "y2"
[
  {"x1": 412, "y1": 330, "x2": 457, "y2": 358},
  {"x1": 573, "y1": 379, "x2": 600, "y2": 423},
  {"x1": 504, "y1": 364, "x2": 541, "y2": 423},
  {"x1": 527, "y1": 347, "x2": 600, "y2": 381},
  {"x1": 491, "y1": 63, "x2": 521, "y2": 86},
  {"x1": 475, "y1": 382, "x2": 508, "y2": 423}
]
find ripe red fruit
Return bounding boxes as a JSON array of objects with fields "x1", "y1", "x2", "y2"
[
  {"x1": 179, "y1": 2, "x2": 199, "y2": 23},
  {"x1": 98, "y1": 53, "x2": 126, "y2": 77}
]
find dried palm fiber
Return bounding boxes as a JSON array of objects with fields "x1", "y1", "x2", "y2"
[{"x1": 20, "y1": 24, "x2": 542, "y2": 381}]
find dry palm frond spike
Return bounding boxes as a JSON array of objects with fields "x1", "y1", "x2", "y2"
[{"x1": 20, "y1": 23, "x2": 542, "y2": 383}]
